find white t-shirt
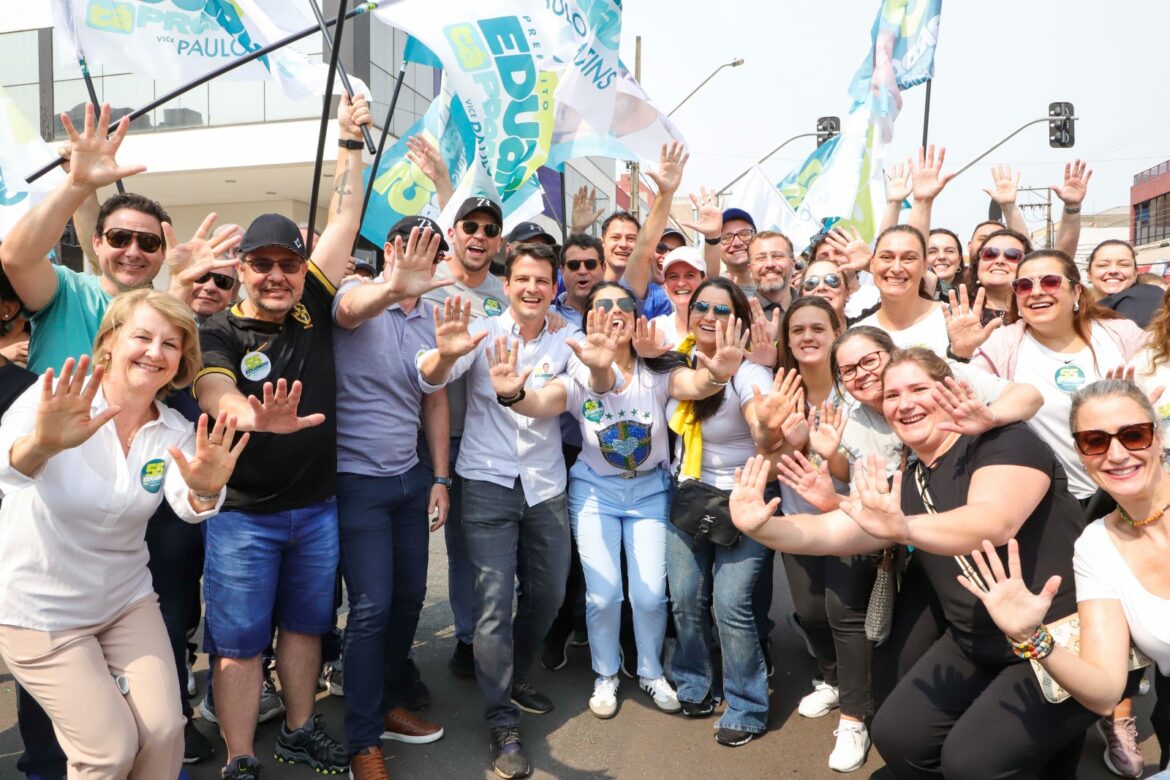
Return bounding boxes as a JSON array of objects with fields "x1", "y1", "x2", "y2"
[
  {"x1": 1130, "y1": 346, "x2": 1170, "y2": 452},
  {"x1": 856, "y1": 303, "x2": 949, "y2": 356},
  {"x1": 668, "y1": 361, "x2": 774, "y2": 490},
  {"x1": 563, "y1": 362, "x2": 671, "y2": 477},
  {"x1": 1013, "y1": 329, "x2": 1126, "y2": 499},
  {"x1": 844, "y1": 275, "x2": 881, "y2": 321},
  {"x1": 650, "y1": 313, "x2": 684, "y2": 350},
  {"x1": 1074, "y1": 519, "x2": 1170, "y2": 675}
]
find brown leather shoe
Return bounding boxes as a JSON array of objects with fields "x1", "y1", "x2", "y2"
[
  {"x1": 381, "y1": 706, "x2": 445, "y2": 744},
  {"x1": 350, "y1": 745, "x2": 390, "y2": 780}
]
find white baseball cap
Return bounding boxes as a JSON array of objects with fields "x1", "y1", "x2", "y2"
[{"x1": 662, "y1": 246, "x2": 705, "y2": 276}]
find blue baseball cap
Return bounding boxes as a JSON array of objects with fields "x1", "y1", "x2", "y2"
[{"x1": 721, "y1": 208, "x2": 756, "y2": 229}]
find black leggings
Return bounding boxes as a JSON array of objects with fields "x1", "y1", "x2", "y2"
[
  {"x1": 1155, "y1": 670, "x2": 1170, "y2": 772},
  {"x1": 782, "y1": 551, "x2": 876, "y2": 718},
  {"x1": 871, "y1": 630, "x2": 1097, "y2": 780}
]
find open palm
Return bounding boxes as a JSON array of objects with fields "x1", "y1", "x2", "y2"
[{"x1": 957, "y1": 539, "x2": 1060, "y2": 642}]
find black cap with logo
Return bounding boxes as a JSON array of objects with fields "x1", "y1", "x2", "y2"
[
  {"x1": 239, "y1": 213, "x2": 308, "y2": 259},
  {"x1": 387, "y1": 215, "x2": 450, "y2": 252},
  {"x1": 454, "y1": 196, "x2": 503, "y2": 225}
]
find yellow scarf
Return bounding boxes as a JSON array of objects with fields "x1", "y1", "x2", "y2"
[{"x1": 668, "y1": 333, "x2": 705, "y2": 479}]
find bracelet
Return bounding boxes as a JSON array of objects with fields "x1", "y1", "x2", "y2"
[
  {"x1": 704, "y1": 236, "x2": 720, "y2": 246},
  {"x1": 1008, "y1": 624, "x2": 1054, "y2": 661},
  {"x1": 1064, "y1": 205, "x2": 1081, "y2": 214},
  {"x1": 945, "y1": 346, "x2": 971, "y2": 363},
  {"x1": 433, "y1": 476, "x2": 453, "y2": 487},
  {"x1": 190, "y1": 489, "x2": 221, "y2": 504},
  {"x1": 338, "y1": 138, "x2": 364, "y2": 150},
  {"x1": 497, "y1": 388, "x2": 527, "y2": 407},
  {"x1": 706, "y1": 373, "x2": 730, "y2": 387}
]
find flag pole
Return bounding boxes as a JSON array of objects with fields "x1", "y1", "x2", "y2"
[
  {"x1": 77, "y1": 58, "x2": 125, "y2": 194},
  {"x1": 921, "y1": 79, "x2": 933, "y2": 149},
  {"x1": 308, "y1": 0, "x2": 376, "y2": 154},
  {"x1": 356, "y1": 61, "x2": 407, "y2": 242},
  {"x1": 304, "y1": 0, "x2": 350, "y2": 247},
  {"x1": 25, "y1": 2, "x2": 379, "y2": 185},
  {"x1": 558, "y1": 169, "x2": 568, "y2": 236}
]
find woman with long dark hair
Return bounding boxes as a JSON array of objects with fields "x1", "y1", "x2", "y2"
[
  {"x1": 961, "y1": 228, "x2": 1033, "y2": 326},
  {"x1": 855, "y1": 225, "x2": 949, "y2": 356}
]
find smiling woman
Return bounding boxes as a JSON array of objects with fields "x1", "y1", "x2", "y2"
[{"x1": 855, "y1": 225, "x2": 950, "y2": 357}]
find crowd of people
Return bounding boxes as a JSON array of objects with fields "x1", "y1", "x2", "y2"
[{"x1": 0, "y1": 92, "x2": 1167, "y2": 780}]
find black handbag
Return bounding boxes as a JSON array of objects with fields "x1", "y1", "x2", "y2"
[{"x1": 669, "y1": 478, "x2": 741, "y2": 548}]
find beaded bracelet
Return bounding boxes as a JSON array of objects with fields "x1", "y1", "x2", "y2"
[{"x1": 1008, "y1": 624, "x2": 1054, "y2": 661}]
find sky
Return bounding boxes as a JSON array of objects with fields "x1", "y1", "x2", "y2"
[{"x1": 618, "y1": 0, "x2": 1170, "y2": 242}]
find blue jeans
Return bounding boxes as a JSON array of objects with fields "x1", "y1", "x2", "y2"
[
  {"x1": 665, "y1": 521, "x2": 769, "y2": 734},
  {"x1": 336, "y1": 465, "x2": 431, "y2": 753},
  {"x1": 461, "y1": 478, "x2": 569, "y2": 728},
  {"x1": 203, "y1": 498, "x2": 340, "y2": 658},
  {"x1": 569, "y1": 461, "x2": 669, "y2": 679},
  {"x1": 419, "y1": 435, "x2": 475, "y2": 645}
]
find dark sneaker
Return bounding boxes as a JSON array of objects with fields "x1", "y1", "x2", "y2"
[
  {"x1": 258, "y1": 674, "x2": 286, "y2": 724},
  {"x1": 761, "y1": 639, "x2": 775, "y2": 678},
  {"x1": 401, "y1": 675, "x2": 431, "y2": 711},
  {"x1": 489, "y1": 725, "x2": 530, "y2": 779},
  {"x1": 220, "y1": 755, "x2": 263, "y2": 779},
  {"x1": 681, "y1": 694, "x2": 716, "y2": 718},
  {"x1": 448, "y1": 640, "x2": 475, "y2": 679},
  {"x1": 184, "y1": 717, "x2": 214, "y2": 764},
  {"x1": 1098, "y1": 716, "x2": 1144, "y2": 778},
  {"x1": 715, "y1": 727, "x2": 755, "y2": 747},
  {"x1": 510, "y1": 681, "x2": 553, "y2": 715},
  {"x1": 569, "y1": 623, "x2": 589, "y2": 647},
  {"x1": 541, "y1": 625, "x2": 572, "y2": 671},
  {"x1": 274, "y1": 713, "x2": 348, "y2": 775}
]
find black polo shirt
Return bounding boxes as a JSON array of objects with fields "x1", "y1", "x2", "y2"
[{"x1": 195, "y1": 264, "x2": 337, "y2": 513}]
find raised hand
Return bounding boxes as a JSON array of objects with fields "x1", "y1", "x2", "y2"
[
  {"x1": 945, "y1": 285, "x2": 1001, "y2": 358},
  {"x1": 808, "y1": 400, "x2": 848, "y2": 460},
  {"x1": 386, "y1": 226, "x2": 451, "y2": 298},
  {"x1": 934, "y1": 377, "x2": 997, "y2": 435},
  {"x1": 247, "y1": 378, "x2": 326, "y2": 434},
  {"x1": 694, "y1": 315, "x2": 748, "y2": 381},
  {"x1": 487, "y1": 337, "x2": 531, "y2": 399},
  {"x1": 169, "y1": 411, "x2": 249, "y2": 498},
  {"x1": 433, "y1": 296, "x2": 488, "y2": 359},
  {"x1": 730, "y1": 455, "x2": 781, "y2": 535},
  {"x1": 566, "y1": 306, "x2": 619, "y2": 371},
  {"x1": 1051, "y1": 160, "x2": 1092, "y2": 207},
  {"x1": 164, "y1": 212, "x2": 241, "y2": 287},
  {"x1": 682, "y1": 185, "x2": 722, "y2": 239},
  {"x1": 824, "y1": 225, "x2": 872, "y2": 272},
  {"x1": 956, "y1": 539, "x2": 1061, "y2": 643},
  {"x1": 571, "y1": 185, "x2": 605, "y2": 233},
  {"x1": 406, "y1": 135, "x2": 451, "y2": 187},
  {"x1": 752, "y1": 368, "x2": 803, "y2": 435},
  {"x1": 31, "y1": 356, "x2": 120, "y2": 456},
  {"x1": 839, "y1": 453, "x2": 909, "y2": 542},
  {"x1": 983, "y1": 165, "x2": 1021, "y2": 207},
  {"x1": 748, "y1": 297, "x2": 782, "y2": 344},
  {"x1": 337, "y1": 92, "x2": 371, "y2": 140},
  {"x1": 776, "y1": 450, "x2": 841, "y2": 512},
  {"x1": 885, "y1": 159, "x2": 912, "y2": 204},
  {"x1": 646, "y1": 142, "x2": 688, "y2": 196},
  {"x1": 911, "y1": 144, "x2": 955, "y2": 203},
  {"x1": 60, "y1": 103, "x2": 145, "y2": 189},
  {"x1": 631, "y1": 316, "x2": 672, "y2": 359}
]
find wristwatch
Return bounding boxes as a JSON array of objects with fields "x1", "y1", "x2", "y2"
[
  {"x1": 704, "y1": 236, "x2": 721, "y2": 246},
  {"x1": 433, "y1": 476, "x2": 453, "y2": 487},
  {"x1": 338, "y1": 138, "x2": 364, "y2": 150}
]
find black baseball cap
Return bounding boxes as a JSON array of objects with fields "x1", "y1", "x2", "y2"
[
  {"x1": 239, "y1": 213, "x2": 308, "y2": 259},
  {"x1": 387, "y1": 215, "x2": 449, "y2": 252},
  {"x1": 454, "y1": 196, "x2": 503, "y2": 225},
  {"x1": 507, "y1": 221, "x2": 557, "y2": 244},
  {"x1": 660, "y1": 226, "x2": 686, "y2": 243}
]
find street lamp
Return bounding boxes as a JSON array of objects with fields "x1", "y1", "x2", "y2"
[
  {"x1": 717, "y1": 116, "x2": 840, "y2": 196},
  {"x1": 667, "y1": 57, "x2": 745, "y2": 117}
]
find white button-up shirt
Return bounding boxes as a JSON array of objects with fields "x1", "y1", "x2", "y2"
[
  {"x1": 0, "y1": 381, "x2": 224, "y2": 631},
  {"x1": 418, "y1": 311, "x2": 592, "y2": 505}
]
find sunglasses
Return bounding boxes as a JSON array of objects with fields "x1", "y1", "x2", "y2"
[
  {"x1": 1072, "y1": 422, "x2": 1155, "y2": 456},
  {"x1": 245, "y1": 256, "x2": 306, "y2": 275},
  {"x1": 693, "y1": 300, "x2": 732, "y2": 318},
  {"x1": 460, "y1": 220, "x2": 502, "y2": 238},
  {"x1": 195, "y1": 272, "x2": 234, "y2": 291},
  {"x1": 1011, "y1": 274, "x2": 1065, "y2": 297},
  {"x1": 566, "y1": 258, "x2": 600, "y2": 272},
  {"x1": 980, "y1": 246, "x2": 1025, "y2": 263},
  {"x1": 719, "y1": 228, "x2": 756, "y2": 246},
  {"x1": 838, "y1": 349, "x2": 888, "y2": 382},
  {"x1": 803, "y1": 273, "x2": 842, "y2": 291},
  {"x1": 656, "y1": 242, "x2": 669, "y2": 254},
  {"x1": 103, "y1": 228, "x2": 163, "y2": 254},
  {"x1": 593, "y1": 297, "x2": 637, "y2": 313}
]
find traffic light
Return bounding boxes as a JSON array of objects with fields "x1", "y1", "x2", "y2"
[
  {"x1": 816, "y1": 116, "x2": 840, "y2": 148},
  {"x1": 1048, "y1": 102, "x2": 1075, "y2": 148}
]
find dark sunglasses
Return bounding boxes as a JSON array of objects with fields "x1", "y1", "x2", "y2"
[
  {"x1": 460, "y1": 220, "x2": 502, "y2": 238},
  {"x1": 838, "y1": 349, "x2": 888, "y2": 382},
  {"x1": 1011, "y1": 274, "x2": 1065, "y2": 297},
  {"x1": 245, "y1": 256, "x2": 305, "y2": 275},
  {"x1": 1072, "y1": 422, "x2": 1155, "y2": 456},
  {"x1": 566, "y1": 258, "x2": 600, "y2": 272},
  {"x1": 593, "y1": 297, "x2": 637, "y2": 313},
  {"x1": 980, "y1": 246, "x2": 1025, "y2": 263},
  {"x1": 693, "y1": 300, "x2": 732, "y2": 318},
  {"x1": 103, "y1": 228, "x2": 163, "y2": 253},
  {"x1": 656, "y1": 242, "x2": 669, "y2": 254},
  {"x1": 803, "y1": 273, "x2": 842, "y2": 291},
  {"x1": 794, "y1": 259, "x2": 806, "y2": 272},
  {"x1": 195, "y1": 272, "x2": 234, "y2": 291}
]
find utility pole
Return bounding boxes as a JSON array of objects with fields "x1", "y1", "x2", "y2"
[
  {"x1": 1017, "y1": 185, "x2": 1054, "y2": 248},
  {"x1": 626, "y1": 35, "x2": 642, "y2": 220}
]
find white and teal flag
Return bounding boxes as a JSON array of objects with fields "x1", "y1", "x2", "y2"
[
  {"x1": 848, "y1": 0, "x2": 943, "y2": 121},
  {"x1": 733, "y1": 166, "x2": 822, "y2": 255},
  {"x1": 0, "y1": 87, "x2": 64, "y2": 240}
]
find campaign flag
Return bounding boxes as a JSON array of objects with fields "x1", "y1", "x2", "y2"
[
  {"x1": 0, "y1": 87, "x2": 65, "y2": 239},
  {"x1": 732, "y1": 166, "x2": 822, "y2": 254},
  {"x1": 848, "y1": 0, "x2": 943, "y2": 120},
  {"x1": 49, "y1": 0, "x2": 348, "y2": 98}
]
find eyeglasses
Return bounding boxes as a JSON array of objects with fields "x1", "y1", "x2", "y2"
[
  {"x1": 980, "y1": 246, "x2": 1025, "y2": 263},
  {"x1": 1072, "y1": 422, "x2": 1155, "y2": 456},
  {"x1": 103, "y1": 228, "x2": 163, "y2": 254},
  {"x1": 460, "y1": 220, "x2": 502, "y2": 238},
  {"x1": 719, "y1": 228, "x2": 756, "y2": 246},
  {"x1": 245, "y1": 256, "x2": 306, "y2": 275},
  {"x1": 593, "y1": 297, "x2": 637, "y2": 313},
  {"x1": 693, "y1": 300, "x2": 732, "y2": 318},
  {"x1": 838, "y1": 349, "x2": 888, "y2": 382},
  {"x1": 1011, "y1": 274, "x2": 1065, "y2": 297},
  {"x1": 751, "y1": 251, "x2": 792, "y2": 263},
  {"x1": 803, "y1": 273, "x2": 842, "y2": 291},
  {"x1": 195, "y1": 272, "x2": 234, "y2": 291},
  {"x1": 566, "y1": 258, "x2": 600, "y2": 272}
]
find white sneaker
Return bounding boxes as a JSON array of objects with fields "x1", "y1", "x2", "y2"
[
  {"x1": 828, "y1": 721, "x2": 871, "y2": 772},
  {"x1": 798, "y1": 681, "x2": 840, "y2": 718},
  {"x1": 185, "y1": 661, "x2": 197, "y2": 697},
  {"x1": 639, "y1": 675, "x2": 682, "y2": 714},
  {"x1": 589, "y1": 674, "x2": 619, "y2": 719}
]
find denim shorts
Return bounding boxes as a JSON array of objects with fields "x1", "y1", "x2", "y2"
[{"x1": 202, "y1": 497, "x2": 339, "y2": 658}]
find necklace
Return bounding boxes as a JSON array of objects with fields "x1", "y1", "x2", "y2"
[{"x1": 1118, "y1": 500, "x2": 1170, "y2": 528}]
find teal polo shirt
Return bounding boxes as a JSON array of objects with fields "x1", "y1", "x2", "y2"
[{"x1": 27, "y1": 265, "x2": 111, "y2": 374}]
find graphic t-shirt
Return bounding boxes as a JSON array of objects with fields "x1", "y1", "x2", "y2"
[{"x1": 563, "y1": 362, "x2": 671, "y2": 477}]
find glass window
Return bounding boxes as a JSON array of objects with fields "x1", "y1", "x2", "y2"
[
  {"x1": 0, "y1": 31, "x2": 39, "y2": 87},
  {"x1": 208, "y1": 80, "x2": 264, "y2": 126},
  {"x1": 3, "y1": 83, "x2": 40, "y2": 133},
  {"x1": 263, "y1": 82, "x2": 319, "y2": 122}
]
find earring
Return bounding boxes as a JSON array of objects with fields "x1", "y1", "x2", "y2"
[{"x1": 1073, "y1": 302, "x2": 1080, "y2": 312}]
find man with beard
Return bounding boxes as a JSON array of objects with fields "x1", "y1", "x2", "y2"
[{"x1": 747, "y1": 231, "x2": 796, "y2": 320}]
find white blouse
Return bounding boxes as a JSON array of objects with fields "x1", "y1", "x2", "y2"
[{"x1": 0, "y1": 381, "x2": 223, "y2": 631}]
